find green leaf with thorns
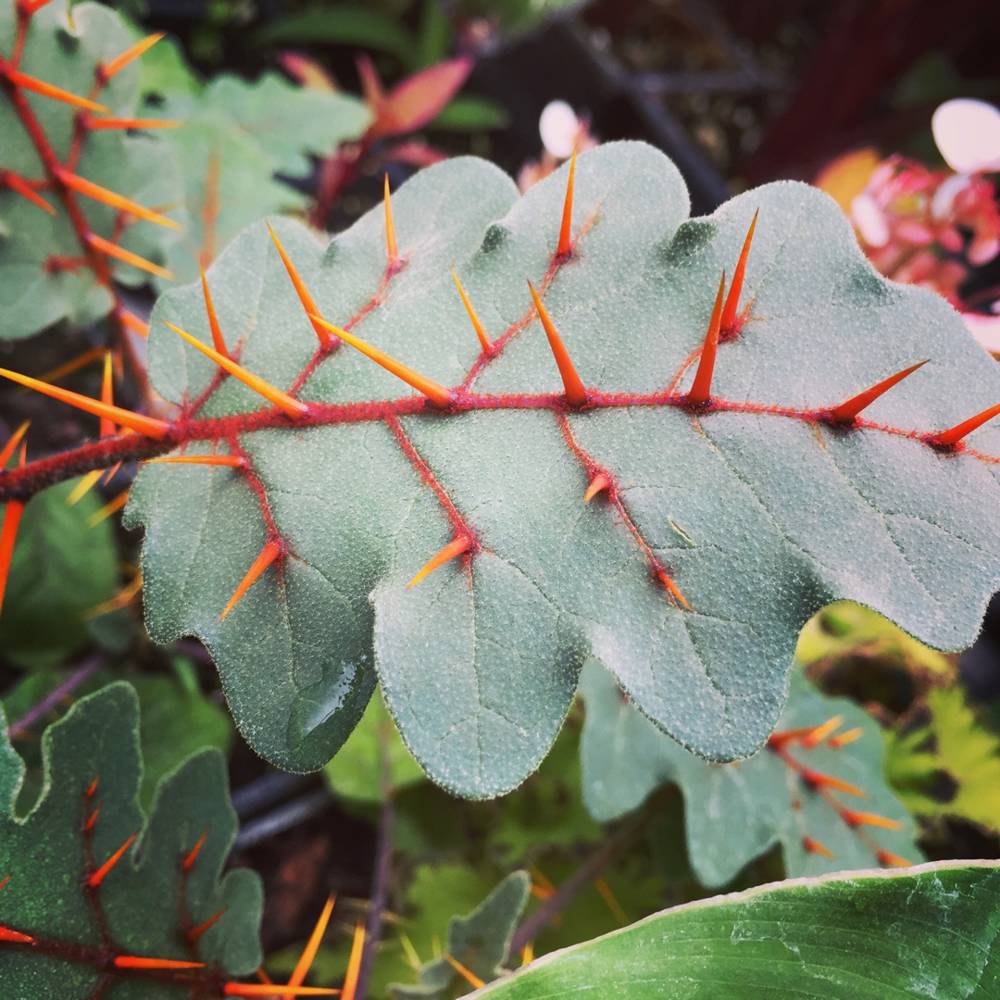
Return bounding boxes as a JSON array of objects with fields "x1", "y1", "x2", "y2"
[
  {"x1": 580, "y1": 662, "x2": 921, "y2": 886},
  {"x1": 5, "y1": 141, "x2": 1000, "y2": 799},
  {"x1": 0, "y1": 1, "x2": 182, "y2": 340},
  {"x1": 0, "y1": 682, "x2": 265, "y2": 998}
]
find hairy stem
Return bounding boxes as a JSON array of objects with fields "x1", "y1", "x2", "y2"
[{"x1": 6, "y1": 653, "x2": 104, "y2": 740}]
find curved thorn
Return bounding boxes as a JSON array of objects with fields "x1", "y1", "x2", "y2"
[
  {"x1": 687, "y1": 271, "x2": 727, "y2": 406},
  {"x1": 310, "y1": 315, "x2": 453, "y2": 408},
  {"x1": 802, "y1": 835, "x2": 834, "y2": 859},
  {"x1": 267, "y1": 224, "x2": 332, "y2": 348},
  {"x1": 199, "y1": 267, "x2": 230, "y2": 359},
  {"x1": 56, "y1": 168, "x2": 180, "y2": 230},
  {"x1": 720, "y1": 209, "x2": 758, "y2": 333},
  {"x1": 407, "y1": 536, "x2": 471, "y2": 589},
  {"x1": 840, "y1": 809, "x2": 904, "y2": 831},
  {"x1": 930, "y1": 402, "x2": 1000, "y2": 448},
  {"x1": 286, "y1": 894, "x2": 337, "y2": 991},
  {"x1": 2, "y1": 67, "x2": 109, "y2": 112},
  {"x1": 451, "y1": 268, "x2": 491, "y2": 353},
  {"x1": 220, "y1": 541, "x2": 282, "y2": 622},
  {"x1": 527, "y1": 281, "x2": 587, "y2": 407},
  {"x1": 164, "y1": 320, "x2": 308, "y2": 419},
  {"x1": 556, "y1": 150, "x2": 577, "y2": 258},
  {"x1": 2, "y1": 170, "x2": 54, "y2": 214},
  {"x1": 583, "y1": 473, "x2": 611, "y2": 503},
  {"x1": 88, "y1": 833, "x2": 136, "y2": 888},
  {"x1": 114, "y1": 956, "x2": 206, "y2": 970},
  {"x1": 384, "y1": 174, "x2": 398, "y2": 264},
  {"x1": 0, "y1": 421, "x2": 29, "y2": 470},
  {"x1": 100, "y1": 33, "x2": 164, "y2": 80},
  {"x1": 148, "y1": 454, "x2": 244, "y2": 468},
  {"x1": 0, "y1": 368, "x2": 170, "y2": 438},
  {"x1": 87, "y1": 233, "x2": 174, "y2": 280},
  {"x1": 827, "y1": 360, "x2": 927, "y2": 423}
]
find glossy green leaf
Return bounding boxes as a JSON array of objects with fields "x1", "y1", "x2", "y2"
[
  {"x1": 0, "y1": 1, "x2": 182, "y2": 340},
  {"x1": 126, "y1": 141, "x2": 1000, "y2": 798},
  {"x1": 0, "y1": 682, "x2": 262, "y2": 997},
  {"x1": 476, "y1": 861, "x2": 1000, "y2": 998},
  {"x1": 391, "y1": 870, "x2": 530, "y2": 999},
  {"x1": 581, "y1": 661, "x2": 920, "y2": 886},
  {"x1": 0, "y1": 479, "x2": 119, "y2": 669}
]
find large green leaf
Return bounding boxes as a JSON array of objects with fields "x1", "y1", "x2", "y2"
[
  {"x1": 0, "y1": 1, "x2": 182, "y2": 340},
  {"x1": 580, "y1": 661, "x2": 920, "y2": 886},
  {"x1": 0, "y1": 682, "x2": 262, "y2": 998},
  {"x1": 125, "y1": 142, "x2": 1000, "y2": 798},
  {"x1": 143, "y1": 71, "x2": 370, "y2": 284},
  {"x1": 475, "y1": 861, "x2": 1000, "y2": 998}
]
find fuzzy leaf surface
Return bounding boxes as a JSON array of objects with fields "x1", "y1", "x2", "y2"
[
  {"x1": 580, "y1": 662, "x2": 920, "y2": 886},
  {"x1": 126, "y1": 142, "x2": 1000, "y2": 797},
  {"x1": 0, "y1": 683, "x2": 262, "y2": 998},
  {"x1": 475, "y1": 862, "x2": 1000, "y2": 999},
  {"x1": 0, "y1": 1, "x2": 181, "y2": 339}
]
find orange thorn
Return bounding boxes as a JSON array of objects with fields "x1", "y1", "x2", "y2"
[
  {"x1": 383, "y1": 174, "x2": 398, "y2": 264},
  {"x1": 99, "y1": 350, "x2": 115, "y2": 439},
  {"x1": 66, "y1": 469, "x2": 103, "y2": 507},
  {"x1": 443, "y1": 953, "x2": 485, "y2": 990},
  {"x1": 527, "y1": 281, "x2": 587, "y2": 407},
  {"x1": 87, "y1": 233, "x2": 173, "y2": 280},
  {"x1": 310, "y1": 315, "x2": 454, "y2": 408},
  {"x1": 266, "y1": 224, "x2": 331, "y2": 348},
  {"x1": 187, "y1": 908, "x2": 227, "y2": 944},
  {"x1": 583, "y1": 473, "x2": 611, "y2": 503},
  {"x1": 827, "y1": 361, "x2": 927, "y2": 424},
  {"x1": 767, "y1": 727, "x2": 815, "y2": 749},
  {"x1": 530, "y1": 882, "x2": 554, "y2": 901},
  {"x1": 84, "y1": 807, "x2": 101, "y2": 832},
  {"x1": 876, "y1": 850, "x2": 912, "y2": 868},
  {"x1": 451, "y1": 268, "x2": 491, "y2": 353},
  {"x1": 407, "y1": 536, "x2": 471, "y2": 589},
  {"x1": 0, "y1": 876, "x2": 9, "y2": 892},
  {"x1": 199, "y1": 268, "x2": 230, "y2": 359},
  {"x1": 19, "y1": 0, "x2": 56, "y2": 14},
  {"x1": 800, "y1": 767, "x2": 864, "y2": 798},
  {"x1": 0, "y1": 421, "x2": 29, "y2": 469},
  {"x1": 87, "y1": 488, "x2": 129, "y2": 527},
  {"x1": 284, "y1": 894, "x2": 337, "y2": 994},
  {"x1": 220, "y1": 541, "x2": 282, "y2": 622},
  {"x1": 56, "y1": 169, "x2": 180, "y2": 231},
  {"x1": 720, "y1": 209, "x2": 758, "y2": 333},
  {"x1": 148, "y1": 454, "x2": 244, "y2": 468},
  {"x1": 117, "y1": 308, "x2": 149, "y2": 339},
  {"x1": 593, "y1": 877, "x2": 628, "y2": 925},
  {"x1": 556, "y1": 150, "x2": 577, "y2": 257},
  {"x1": 88, "y1": 833, "x2": 136, "y2": 888},
  {"x1": 164, "y1": 321, "x2": 308, "y2": 419},
  {"x1": 520, "y1": 943, "x2": 534, "y2": 966},
  {"x1": 930, "y1": 402, "x2": 1000, "y2": 448},
  {"x1": 100, "y1": 33, "x2": 165, "y2": 81},
  {"x1": 2, "y1": 170, "x2": 55, "y2": 214},
  {"x1": 39, "y1": 346, "x2": 105, "y2": 384},
  {"x1": 656, "y1": 568, "x2": 691, "y2": 611},
  {"x1": 0, "y1": 448, "x2": 26, "y2": 613},
  {"x1": 828, "y1": 727, "x2": 863, "y2": 749},
  {"x1": 114, "y1": 956, "x2": 206, "y2": 971},
  {"x1": 800, "y1": 714, "x2": 843, "y2": 749},
  {"x1": 88, "y1": 117, "x2": 181, "y2": 130},
  {"x1": 225, "y1": 987, "x2": 339, "y2": 997},
  {"x1": 86, "y1": 776, "x2": 100, "y2": 798},
  {"x1": 802, "y1": 835, "x2": 834, "y2": 859},
  {"x1": 340, "y1": 920, "x2": 366, "y2": 1000},
  {"x1": 687, "y1": 270, "x2": 727, "y2": 406},
  {"x1": 2, "y1": 67, "x2": 109, "y2": 113},
  {"x1": 183, "y1": 831, "x2": 208, "y2": 872},
  {"x1": 84, "y1": 569, "x2": 143, "y2": 620},
  {"x1": 0, "y1": 924, "x2": 35, "y2": 945},
  {"x1": 0, "y1": 367, "x2": 169, "y2": 439},
  {"x1": 840, "y1": 809, "x2": 903, "y2": 831}
]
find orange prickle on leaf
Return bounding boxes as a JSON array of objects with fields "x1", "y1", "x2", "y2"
[
  {"x1": 528, "y1": 281, "x2": 587, "y2": 407},
  {"x1": 802, "y1": 835, "x2": 834, "y2": 859},
  {"x1": 720, "y1": 209, "x2": 758, "y2": 333},
  {"x1": 451, "y1": 268, "x2": 492, "y2": 353},
  {"x1": 56, "y1": 169, "x2": 180, "y2": 230},
  {"x1": 828, "y1": 726, "x2": 863, "y2": 749},
  {"x1": 840, "y1": 809, "x2": 904, "y2": 831},
  {"x1": 148, "y1": 454, "x2": 244, "y2": 468},
  {"x1": 310, "y1": 315, "x2": 454, "y2": 408},
  {"x1": 88, "y1": 116, "x2": 180, "y2": 130},
  {"x1": 826, "y1": 361, "x2": 928, "y2": 424},
  {"x1": 687, "y1": 270, "x2": 727, "y2": 406},
  {"x1": 929, "y1": 402, "x2": 1000, "y2": 448},
  {"x1": 0, "y1": 924, "x2": 35, "y2": 945},
  {"x1": 407, "y1": 536, "x2": 472, "y2": 589},
  {"x1": 99, "y1": 33, "x2": 165, "y2": 80},
  {"x1": 443, "y1": 953, "x2": 485, "y2": 990},
  {"x1": 267, "y1": 224, "x2": 332, "y2": 348},
  {"x1": 800, "y1": 767, "x2": 864, "y2": 798},
  {"x1": 0, "y1": 421, "x2": 29, "y2": 470},
  {"x1": 383, "y1": 173, "x2": 398, "y2": 264},
  {"x1": 2, "y1": 66, "x2": 109, "y2": 113},
  {"x1": 283, "y1": 894, "x2": 337, "y2": 996},
  {"x1": 0, "y1": 449, "x2": 26, "y2": 614},
  {"x1": 164, "y1": 320, "x2": 309, "y2": 419},
  {"x1": 88, "y1": 833, "x2": 136, "y2": 889},
  {"x1": 220, "y1": 541, "x2": 283, "y2": 622},
  {"x1": 340, "y1": 921, "x2": 366, "y2": 1000},
  {"x1": 583, "y1": 473, "x2": 611, "y2": 503},
  {"x1": 2, "y1": 170, "x2": 54, "y2": 215},
  {"x1": 556, "y1": 150, "x2": 577, "y2": 257},
  {"x1": 800, "y1": 715, "x2": 843, "y2": 748},
  {"x1": 877, "y1": 850, "x2": 913, "y2": 868},
  {"x1": 113, "y1": 956, "x2": 206, "y2": 970},
  {"x1": 224, "y1": 987, "x2": 340, "y2": 997},
  {"x1": 87, "y1": 233, "x2": 174, "y2": 280},
  {"x1": 200, "y1": 267, "x2": 231, "y2": 358}
]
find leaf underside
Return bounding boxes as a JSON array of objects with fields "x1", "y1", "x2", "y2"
[
  {"x1": 0, "y1": 683, "x2": 262, "y2": 998},
  {"x1": 474, "y1": 862, "x2": 1000, "y2": 999},
  {"x1": 580, "y1": 662, "x2": 920, "y2": 885},
  {"x1": 127, "y1": 141, "x2": 1000, "y2": 797}
]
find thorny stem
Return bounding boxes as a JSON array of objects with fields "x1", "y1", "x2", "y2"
[
  {"x1": 507, "y1": 815, "x2": 643, "y2": 955},
  {"x1": 6, "y1": 653, "x2": 104, "y2": 740}
]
